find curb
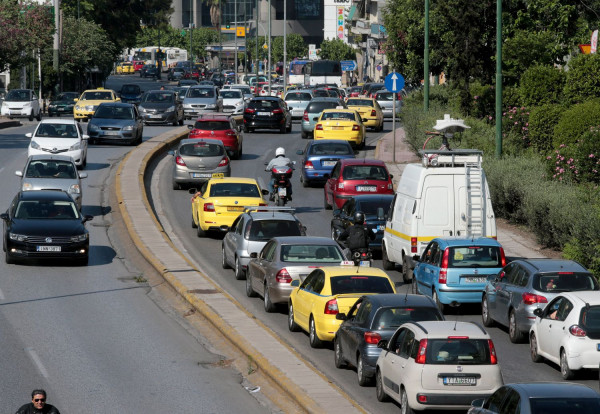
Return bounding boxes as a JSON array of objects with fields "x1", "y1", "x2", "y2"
[{"x1": 0, "y1": 120, "x2": 21, "y2": 129}]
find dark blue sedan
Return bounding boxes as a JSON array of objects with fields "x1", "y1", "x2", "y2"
[{"x1": 296, "y1": 139, "x2": 355, "y2": 187}]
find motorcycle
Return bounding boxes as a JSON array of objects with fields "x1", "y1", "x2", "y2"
[
  {"x1": 268, "y1": 164, "x2": 293, "y2": 206},
  {"x1": 337, "y1": 239, "x2": 373, "y2": 267}
]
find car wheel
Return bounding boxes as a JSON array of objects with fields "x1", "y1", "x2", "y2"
[
  {"x1": 288, "y1": 302, "x2": 300, "y2": 332},
  {"x1": 36, "y1": 110, "x2": 42, "y2": 121},
  {"x1": 382, "y1": 245, "x2": 395, "y2": 270},
  {"x1": 309, "y1": 316, "x2": 323, "y2": 348},
  {"x1": 411, "y1": 276, "x2": 419, "y2": 294},
  {"x1": 401, "y1": 259, "x2": 412, "y2": 282},
  {"x1": 357, "y1": 354, "x2": 372, "y2": 386},
  {"x1": 560, "y1": 349, "x2": 576, "y2": 380},
  {"x1": 301, "y1": 131, "x2": 307, "y2": 139},
  {"x1": 509, "y1": 309, "x2": 525, "y2": 343},
  {"x1": 301, "y1": 175, "x2": 308, "y2": 188},
  {"x1": 221, "y1": 245, "x2": 230, "y2": 269},
  {"x1": 286, "y1": 120, "x2": 292, "y2": 133},
  {"x1": 196, "y1": 224, "x2": 206, "y2": 237},
  {"x1": 482, "y1": 295, "x2": 495, "y2": 327},
  {"x1": 28, "y1": 111, "x2": 33, "y2": 122},
  {"x1": 48, "y1": 112, "x2": 53, "y2": 117},
  {"x1": 234, "y1": 257, "x2": 245, "y2": 280},
  {"x1": 172, "y1": 116, "x2": 178, "y2": 127},
  {"x1": 323, "y1": 193, "x2": 331, "y2": 210},
  {"x1": 279, "y1": 123, "x2": 286, "y2": 134},
  {"x1": 375, "y1": 370, "x2": 390, "y2": 402},
  {"x1": 530, "y1": 332, "x2": 543, "y2": 363},
  {"x1": 433, "y1": 290, "x2": 446, "y2": 314},
  {"x1": 263, "y1": 282, "x2": 276, "y2": 312},
  {"x1": 245, "y1": 273, "x2": 257, "y2": 297},
  {"x1": 333, "y1": 337, "x2": 347, "y2": 369},
  {"x1": 81, "y1": 156, "x2": 87, "y2": 169},
  {"x1": 400, "y1": 388, "x2": 414, "y2": 414}
]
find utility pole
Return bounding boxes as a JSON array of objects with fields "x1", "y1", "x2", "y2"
[
  {"x1": 495, "y1": 0, "x2": 503, "y2": 157},
  {"x1": 283, "y1": 0, "x2": 286, "y2": 96},
  {"x1": 234, "y1": 0, "x2": 238, "y2": 82},
  {"x1": 424, "y1": 0, "x2": 429, "y2": 112},
  {"x1": 189, "y1": 0, "x2": 193, "y2": 69},
  {"x1": 267, "y1": 0, "x2": 271, "y2": 94},
  {"x1": 53, "y1": 0, "x2": 60, "y2": 96},
  {"x1": 255, "y1": 0, "x2": 258, "y2": 76}
]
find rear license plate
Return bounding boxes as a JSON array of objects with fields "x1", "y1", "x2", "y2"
[
  {"x1": 258, "y1": 112, "x2": 270, "y2": 116},
  {"x1": 322, "y1": 161, "x2": 337, "y2": 167},
  {"x1": 192, "y1": 173, "x2": 212, "y2": 178},
  {"x1": 443, "y1": 377, "x2": 476, "y2": 386},
  {"x1": 37, "y1": 246, "x2": 61, "y2": 252},
  {"x1": 465, "y1": 276, "x2": 487, "y2": 283},
  {"x1": 377, "y1": 225, "x2": 385, "y2": 231},
  {"x1": 356, "y1": 185, "x2": 377, "y2": 192},
  {"x1": 332, "y1": 126, "x2": 344, "y2": 130},
  {"x1": 227, "y1": 206, "x2": 244, "y2": 212},
  {"x1": 278, "y1": 187, "x2": 287, "y2": 196},
  {"x1": 104, "y1": 131, "x2": 120, "y2": 136},
  {"x1": 359, "y1": 261, "x2": 371, "y2": 267}
]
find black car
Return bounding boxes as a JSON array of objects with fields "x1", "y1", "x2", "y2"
[
  {"x1": 141, "y1": 65, "x2": 158, "y2": 79},
  {"x1": 330, "y1": 194, "x2": 394, "y2": 251},
  {"x1": 48, "y1": 92, "x2": 79, "y2": 117},
  {"x1": 1, "y1": 190, "x2": 93, "y2": 265},
  {"x1": 138, "y1": 90, "x2": 184, "y2": 126},
  {"x1": 119, "y1": 83, "x2": 142, "y2": 105},
  {"x1": 243, "y1": 97, "x2": 292, "y2": 133},
  {"x1": 334, "y1": 294, "x2": 444, "y2": 386},
  {"x1": 167, "y1": 67, "x2": 186, "y2": 81}
]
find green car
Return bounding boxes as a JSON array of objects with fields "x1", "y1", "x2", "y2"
[{"x1": 48, "y1": 92, "x2": 79, "y2": 117}]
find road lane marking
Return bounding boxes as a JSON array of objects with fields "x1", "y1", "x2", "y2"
[
  {"x1": 25, "y1": 348, "x2": 50, "y2": 378},
  {"x1": 0, "y1": 287, "x2": 4, "y2": 300}
]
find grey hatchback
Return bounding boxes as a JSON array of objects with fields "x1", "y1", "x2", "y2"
[
  {"x1": 169, "y1": 138, "x2": 231, "y2": 190},
  {"x1": 481, "y1": 259, "x2": 598, "y2": 343}
]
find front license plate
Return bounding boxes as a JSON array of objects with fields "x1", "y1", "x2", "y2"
[
  {"x1": 377, "y1": 225, "x2": 385, "y2": 231},
  {"x1": 192, "y1": 173, "x2": 212, "y2": 178},
  {"x1": 465, "y1": 276, "x2": 487, "y2": 283},
  {"x1": 258, "y1": 112, "x2": 270, "y2": 116},
  {"x1": 37, "y1": 246, "x2": 61, "y2": 252},
  {"x1": 322, "y1": 161, "x2": 337, "y2": 167},
  {"x1": 278, "y1": 187, "x2": 287, "y2": 196},
  {"x1": 356, "y1": 185, "x2": 376, "y2": 192},
  {"x1": 443, "y1": 377, "x2": 476, "y2": 386},
  {"x1": 227, "y1": 206, "x2": 244, "y2": 212},
  {"x1": 149, "y1": 114, "x2": 162, "y2": 119},
  {"x1": 104, "y1": 131, "x2": 120, "y2": 136}
]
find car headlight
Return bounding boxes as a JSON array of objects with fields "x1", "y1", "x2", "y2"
[
  {"x1": 69, "y1": 141, "x2": 81, "y2": 151},
  {"x1": 85, "y1": 105, "x2": 94, "y2": 111},
  {"x1": 69, "y1": 184, "x2": 81, "y2": 194},
  {"x1": 183, "y1": 104, "x2": 192, "y2": 109},
  {"x1": 48, "y1": 104, "x2": 56, "y2": 109},
  {"x1": 87, "y1": 124, "x2": 99, "y2": 132},
  {"x1": 9, "y1": 233, "x2": 27, "y2": 242},
  {"x1": 139, "y1": 106, "x2": 147, "y2": 113},
  {"x1": 30, "y1": 140, "x2": 40, "y2": 149},
  {"x1": 167, "y1": 106, "x2": 175, "y2": 112},
  {"x1": 22, "y1": 183, "x2": 33, "y2": 191},
  {"x1": 123, "y1": 125, "x2": 133, "y2": 131},
  {"x1": 205, "y1": 104, "x2": 216, "y2": 109},
  {"x1": 22, "y1": 102, "x2": 31, "y2": 108},
  {"x1": 70, "y1": 233, "x2": 88, "y2": 242}
]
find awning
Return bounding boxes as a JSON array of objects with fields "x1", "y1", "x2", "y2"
[{"x1": 347, "y1": 5, "x2": 357, "y2": 21}]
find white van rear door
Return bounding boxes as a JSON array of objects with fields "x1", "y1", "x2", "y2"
[{"x1": 454, "y1": 175, "x2": 469, "y2": 237}]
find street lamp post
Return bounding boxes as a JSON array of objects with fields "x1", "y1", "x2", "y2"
[
  {"x1": 234, "y1": 0, "x2": 238, "y2": 82},
  {"x1": 189, "y1": 0, "x2": 193, "y2": 70},
  {"x1": 495, "y1": 0, "x2": 503, "y2": 157},
  {"x1": 255, "y1": 0, "x2": 258, "y2": 76},
  {"x1": 267, "y1": 0, "x2": 271, "y2": 94},
  {"x1": 424, "y1": 0, "x2": 429, "y2": 112},
  {"x1": 283, "y1": 0, "x2": 286, "y2": 95}
]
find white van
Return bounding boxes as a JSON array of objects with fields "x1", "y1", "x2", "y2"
[{"x1": 382, "y1": 149, "x2": 497, "y2": 281}]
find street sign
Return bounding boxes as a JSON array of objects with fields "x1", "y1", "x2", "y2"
[
  {"x1": 340, "y1": 60, "x2": 357, "y2": 71},
  {"x1": 376, "y1": 64, "x2": 382, "y2": 72},
  {"x1": 385, "y1": 72, "x2": 405, "y2": 92},
  {"x1": 180, "y1": 29, "x2": 186, "y2": 36},
  {"x1": 237, "y1": 27, "x2": 246, "y2": 37}
]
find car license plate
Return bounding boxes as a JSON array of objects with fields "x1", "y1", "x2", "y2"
[
  {"x1": 258, "y1": 112, "x2": 270, "y2": 116},
  {"x1": 104, "y1": 131, "x2": 120, "y2": 136},
  {"x1": 37, "y1": 246, "x2": 61, "y2": 252},
  {"x1": 465, "y1": 276, "x2": 487, "y2": 283},
  {"x1": 377, "y1": 225, "x2": 385, "y2": 231},
  {"x1": 357, "y1": 185, "x2": 376, "y2": 192},
  {"x1": 192, "y1": 173, "x2": 212, "y2": 178},
  {"x1": 359, "y1": 261, "x2": 371, "y2": 267},
  {"x1": 278, "y1": 187, "x2": 287, "y2": 197},
  {"x1": 443, "y1": 377, "x2": 476, "y2": 386},
  {"x1": 149, "y1": 114, "x2": 162, "y2": 119},
  {"x1": 332, "y1": 126, "x2": 344, "y2": 130},
  {"x1": 322, "y1": 161, "x2": 337, "y2": 167},
  {"x1": 227, "y1": 206, "x2": 244, "y2": 212}
]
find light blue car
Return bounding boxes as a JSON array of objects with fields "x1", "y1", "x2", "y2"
[{"x1": 411, "y1": 237, "x2": 506, "y2": 313}]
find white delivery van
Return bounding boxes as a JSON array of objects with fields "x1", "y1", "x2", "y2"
[{"x1": 382, "y1": 149, "x2": 497, "y2": 281}]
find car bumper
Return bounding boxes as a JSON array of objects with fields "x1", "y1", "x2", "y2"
[
  {"x1": 48, "y1": 106, "x2": 74, "y2": 115},
  {"x1": 141, "y1": 112, "x2": 176, "y2": 124},
  {"x1": 6, "y1": 239, "x2": 89, "y2": 260},
  {"x1": 244, "y1": 117, "x2": 286, "y2": 129},
  {"x1": 314, "y1": 132, "x2": 362, "y2": 146},
  {"x1": 266, "y1": 283, "x2": 295, "y2": 304},
  {"x1": 381, "y1": 108, "x2": 394, "y2": 118},
  {"x1": 74, "y1": 110, "x2": 94, "y2": 120},
  {"x1": 1, "y1": 107, "x2": 33, "y2": 118},
  {"x1": 173, "y1": 167, "x2": 231, "y2": 185},
  {"x1": 314, "y1": 315, "x2": 342, "y2": 342},
  {"x1": 437, "y1": 287, "x2": 487, "y2": 304},
  {"x1": 564, "y1": 340, "x2": 600, "y2": 370},
  {"x1": 332, "y1": 193, "x2": 354, "y2": 209},
  {"x1": 88, "y1": 131, "x2": 138, "y2": 143},
  {"x1": 290, "y1": 109, "x2": 306, "y2": 118},
  {"x1": 301, "y1": 121, "x2": 316, "y2": 133},
  {"x1": 362, "y1": 118, "x2": 380, "y2": 127},
  {"x1": 302, "y1": 168, "x2": 334, "y2": 183},
  {"x1": 28, "y1": 148, "x2": 85, "y2": 166},
  {"x1": 410, "y1": 392, "x2": 494, "y2": 410},
  {"x1": 184, "y1": 108, "x2": 217, "y2": 118}
]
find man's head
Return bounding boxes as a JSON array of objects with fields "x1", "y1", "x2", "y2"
[{"x1": 31, "y1": 389, "x2": 47, "y2": 410}]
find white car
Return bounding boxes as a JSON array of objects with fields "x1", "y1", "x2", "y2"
[
  {"x1": 1, "y1": 89, "x2": 41, "y2": 121},
  {"x1": 228, "y1": 84, "x2": 253, "y2": 101},
  {"x1": 530, "y1": 290, "x2": 600, "y2": 380},
  {"x1": 220, "y1": 89, "x2": 245, "y2": 115},
  {"x1": 376, "y1": 321, "x2": 503, "y2": 413},
  {"x1": 27, "y1": 119, "x2": 89, "y2": 168}
]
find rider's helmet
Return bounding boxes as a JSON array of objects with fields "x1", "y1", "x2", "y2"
[
  {"x1": 354, "y1": 211, "x2": 365, "y2": 225},
  {"x1": 275, "y1": 147, "x2": 285, "y2": 157}
]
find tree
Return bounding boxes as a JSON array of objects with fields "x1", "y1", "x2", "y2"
[
  {"x1": 246, "y1": 36, "x2": 269, "y2": 63},
  {"x1": 319, "y1": 38, "x2": 355, "y2": 61},
  {"x1": 271, "y1": 34, "x2": 308, "y2": 63}
]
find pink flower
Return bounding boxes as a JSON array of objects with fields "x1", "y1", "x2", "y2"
[
  {"x1": 514, "y1": 121, "x2": 518, "y2": 125},
  {"x1": 560, "y1": 144, "x2": 566, "y2": 148},
  {"x1": 474, "y1": 96, "x2": 479, "y2": 100},
  {"x1": 559, "y1": 168, "x2": 565, "y2": 173},
  {"x1": 546, "y1": 156, "x2": 552, "y2": 160},
  {"x1": 590, "y1": 154, "x2": 595, "y2": 158},
  {"x1": 488, "y1": 116, "x2": 493, "y2": 120}
]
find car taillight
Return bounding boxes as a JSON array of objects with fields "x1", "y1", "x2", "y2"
[
  {"x1": 569, "y1": 325, "x2": 587, "y2": 337},
  {"x1": 275, "y1": 268, "x2": 292, "y2": 283},
  {"x1": 245, "y1": 107, "x2": 255, "y2": 114},
  {"x1": 439, "y1": 248, "x2": 449, "y2": 284},
  {"x1": 226, "y1": 131, "x2": 236, "y2": 136},
  {"x1": 316, "y1": 124, "x2": 323, "y2": 130},
  {"x1": 371, "y1": 109, "x2": 376, "y2": 116},
  {"x1": 324, "y1": 298, "x2": 339, "y2": 315},
  {"x1": 272, "y1": 108, "x2": 283, "y2": 114},
  {"x1": 387, "y1": 181, "x2": 393, "y2": 190},
  {"x1": 411, "y1": 237, "x2": 417, "y2": 253},
  {"x1": 352, "y1": 125, "x2": 359, "y2": 131},
  {"x1": 303, "y1": 111, "x2": 308, "y2": 121},
  {"x1": 522, "y1": 292, "x2": 548, "y2": 305},
  {"x1": 364, "y1": 331, "x2": 381, "y2": 344},
  {"x1": 488, "y1": 339, "x2": 498, "y2": 364},
  {"x1": 304, "y1": 160, "x2": 314, "y2": 169},
  {"x1": 204, "y1": 203, "x2": 215, "y2": 212},
  {"x1": 259, "y1": 203, "x2": 267, "y2": 206},
  {"x1": 415, "y1": 339, "x2": 428, "y2": 364},
  {"x1": 218, "y1": 157, "x2": 229, "y2": 167},
  {"x1": 499, "y1": 247, "x2": 506, "y2": 267},
  {"x1": 175, "y1": 156, "x2": 186, "y2": 166}
]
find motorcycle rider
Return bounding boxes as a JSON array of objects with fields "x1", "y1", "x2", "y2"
[
  {"x1": 336, "y1": 211, "x2": 376, "y2": 258},
  {"x1": 265, "y1": 147, "x2": 293, "y2": 201}
]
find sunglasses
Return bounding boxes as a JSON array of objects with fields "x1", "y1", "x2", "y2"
[{"x1": 34, "y1": 399, "x2": 46, "y2": 403}]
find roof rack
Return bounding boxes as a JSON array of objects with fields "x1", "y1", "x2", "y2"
[
  {"x1": 244, "y1": 206, "x2": 295, "y2": 213},
  {"x1": 419, "y1": 149, "x2": 483, "y2": 168}
]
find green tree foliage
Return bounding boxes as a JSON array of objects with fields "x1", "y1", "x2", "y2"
[
  {"x1": 563, "y1": 54, "x2": 600, "y2": 104},
  {"x1": 553, "y1": 99, "x2": 600, "y2": 148},
  {"x1": 272, "y1": 34, "x2": 308, "y2": 63},
  {"x1": 528, "y1": 103, "x2": 565, "y2": 152},
  {"x1": 518, "y1": 64, "x2": 565, "y2": 107},
  {"x1": 503, "y1": 31, "x2": 557, "y2": 86},
  {"x1": 319, "y1": 38, "x2": 355, "y2": 61},
  {"x1": 247, "y1": 37, "x2": 269, "y2": 63}
]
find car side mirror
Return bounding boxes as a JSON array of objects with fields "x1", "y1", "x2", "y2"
[
  {"x1": 15, "y1": 170, "x2": 23, "y2": 177},
  {"x1": 78, "y1": 172, "x2": 88, "y2": 179},
  {"x1": 377, "y1": 340, "x2": 388, "y2": 350},
  {"x1": 168, "y1": 150, "x2": 175, "y2": 156},
  {"x1": 188, "y1": 188, "x2": 198, "y2": 195},
  {"x1": 377, "y1": 207, "x2": 385, "y2": 221},
  {"x1": 250, "y1": 252, "x2": 258, "y2": 259},
  {"x1": 187, "y1": 125, "x2": 193, "y2": 130},
  {"x1": 74, "y1": 98, "x2": 79, "y2": 102},
  {"x1": 390, "y1": 174, "x2": 394, "y2": 179},
  {"x1": 25, "y1": 133, "x2": 32, "y2": 138},
  {"x1": 82, "y1": 134, "x2": 89, "y2": 140},
  {"x1": 335, "y1": 313, "x2": 347, "y2": 321},
  {"x1": 412, "y1": 254, "x2": 420, "y2": 262},
  {"x1": 0, "y1": 213, "x2": 8, "y2": 221},
  {"x1": 82, "y1": 215, "x2": 94, "y2": 223},
  {"x1": 290, "y1": 279, "x2": 300, "y2": 287},
  {"x1": 533, "y1": 308, "x2": 543, "y2": 318}
]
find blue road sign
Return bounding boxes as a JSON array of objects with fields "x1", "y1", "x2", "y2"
[
  {"x1": 385, "y1": 72, "x2": 405, "y2": 93},
  {"x1": 340, "y1": 60, "x2": 357, "y2": 71}
]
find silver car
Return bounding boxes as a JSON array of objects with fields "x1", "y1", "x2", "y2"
[
  {"x1": 221, "y1": 207, "x2": 306, "y2": 282},
  {"x1": 169, "y1": 138, "x2": 231, "y2": 190},
  {"x1": 284, "y1": 89, "x2": 313, "y2": 119},
  {"x1": 481, "y1": 258, "x2": 598, "y2": 343},
  {"x1": 245, "y1": 236, "x2": 345, "y2": 312},
  {"x1": 183, "y1": 86, "x2": 222, "y2": 119},
  {"x1": 374, "y1": 90, "x2": 401, "y2": 119},
  {"x1": 87, "y1": 102, "x2": 143, "y2": 145},
  {"x1": 220, "y1": 89, "x2": 245, "y2": 115},
  {"x1": 15, "y1": 154, "x2": 87, "y2": 209}
]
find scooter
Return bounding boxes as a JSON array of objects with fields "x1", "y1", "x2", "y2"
[{"x1": 337, "y1": 240, "x2": 373, "y2": 267}]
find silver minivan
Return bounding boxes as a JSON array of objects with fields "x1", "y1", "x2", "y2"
[
  {"x1": 284, "y1": 89, "x2": 313, "y2": 119},
  {"x1": 183, "y1": 86, "x2": 222, "y2": 119}
]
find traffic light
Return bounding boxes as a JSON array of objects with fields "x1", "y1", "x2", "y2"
[{"x1": 225, "y1": 24, "x2": 230, "y2": 29}]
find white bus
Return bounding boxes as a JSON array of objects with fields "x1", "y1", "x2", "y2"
[
  {"x1": 288, "y1": 60, "x2": 309, "y2": 85},
  {"x1": 303, "y1": 60, "x2": 342, "y2": 87},
  {"x1": 133, "y1": 47, "x2": 188, "y2": 72}
]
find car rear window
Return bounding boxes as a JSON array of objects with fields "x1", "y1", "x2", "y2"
[
  {"x1": 533, "y1": 273, "x2": 599, "y2": 293},
  {"x1": 179, "y1": 143, "x2": 224, "y2": 157},
  {"x1": 193, "y1": 120, "x2": 231, "y2": 131},
  {"x1": 220, "y1": 90, "x2": 242, "y2": 99},
  {"x1": 427, "y1": 339, "x2": 491, "y2": 365},
  {"x1": 330, "y1": 275, "x2": 394, "y2": 295},
  {"x1": 321, "y1": 112, "x2": 356, "y2": 121},
  {"x1": 280, "y1": 244, "x2": 343, "y2": 263},
  {"x1": 579, "y1": 305, "x2": 600, "y2": 339},
  {"x1": 447, "y1": 246, "x2": 503, "y2": 268},
  {"x1": 358, "y1": 200, "x2": 393, "y2": 216},
  {"x1": 347, "y1": 99, "x2": 374, "y2": 107},
  {"x1": 306, "y1": 101, "x2": 341, "y2": 114},
  {"x1": 121, "y1": 85, "x2": 140, "y2": 94},
  {"x1": 376, "y1": 92, "x2": 394, "y2": 101},
  {"x1": 312, "y1": 89, "x2": 330, "y2": 97},
  {"x1": 308, "y1": 143, "x2": 353, "y2": 156},
  {"x1": 374, "y1": 307, "x2": 443, "y2": 330},
  {"x1": 94, "y1": 105, "x2": 134, "y2": 120},
  {"x1": 246, "y1": 219, "x2": 302, "y2": 241},
  {"x1": 209, "y1": 183, "x2": 260, "y2": 197},
  {"x1": 529, "y1": 398, "x2": 600, "y2": 413},
  {"x1": 342, "y1": 165, "x2": 388, "y2": 181},
  {"x1": 248, "y1": 100, "x2": 279, "y2": 110},
  {"x1": 286, "y1": 92, "x2": 312, "y2": 101},
  {"x1": 26, "y1": 160, "x2": 77, "y2": 179}
]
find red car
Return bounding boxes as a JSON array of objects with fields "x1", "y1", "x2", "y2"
[
  {"x1": 132, "y1": 60, "x2": 145, "y2": 72},
  {"x1": 187, "y1": 114, "x2": 243, "y2": 159},
  {"x1": 184, "y1": 67, "x2": 200, "y2": 80},
  {"x1": 324, "y1": 159, "x2": 394, "y2": 210},
  {"x1": 348, "y1": 86, "x2": 362, "y2": 98}
]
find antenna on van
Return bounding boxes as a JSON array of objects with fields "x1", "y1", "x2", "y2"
[{"x1": 423, "y1": 114, "x2": 470, "y2": 152}]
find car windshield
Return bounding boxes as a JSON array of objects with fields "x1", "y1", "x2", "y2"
[
  {"x1": 529, "y1": 398, "x2": 600, "y2": 413},
  {"x1": 347, "y1": 99, "x2": 374, "y2": 107},
  {"x1": 193, "y1": 120, "x2": 231, "y2": 131},
  {"x1": 447, "y1": 246, "x2": 503, "y2": 268},
  {"x1": 309, "y1": 143, "x2": 353, "y2": 156},
  {"x1": 81, "y1": 91, "x2": 113, "y2": 100},
  {"x1": 358, "y1": 200, "x2": 393, "y2": 216},
  {"x1": 373, "y1": 307, "x2": 443, "y2": 330},
  {"x1": 187, "y1": 88, "x2": 215, "y2": 98},
  {"x1": 209, "y1": 183, "x2": 260, "y2": 197},
  {"x1": 426, "y1": 339, "x2": 491, "y2": 365},
  {"x1": 56, "y1": 92, "x2": 78, "y2": 101},
  {"x1": 14, "y1": 200, "x2": 79, "y2": 220},
  {"x1": 534, "y1": 273, "x2": 599, "y2": 292},
  {"x1": 179, "y1": 142, "x2": 224, "y2": 157},
  {"x1": 286, "y1": 92, "x2": 312, "y2": 101},
  {"x1": 307, "y1": 101, "x2": 341, "y2": 114},
  {"x1": 330, "y1": 275, "x2": 394, "y2": 295},
  {"x1": 94, "y1": 105, "x2": 134, "y2": 120},
  {"x1": 121, "y1": 85, "x2": 140, "y2": 94},
  {"x1": 280, "y1": 244, "x2": 343, "y2": 263},
  {"x1": 321, "y1": 112, "x2": 356, "y2": 121},
  {"x1": 25, "y1": 160, "x2": 77, "y2": 179},
  {"x1": 220, "y1": 90, "x2": 242, "y2": 99},
  {"x1": 342, "y1": 165, "x2": 388, "y2": 181},
  {"x1": 142, "y1": 92, "x2": 174, "y2": 103},
  {"x1": 246, "y1": 220, "x2": 302, "y2": 241},
  {"x1": 34, "y1": 123, "x2": 78, "y2": 138},
  {"x1": 6, "y1": 90, "x2": 31, "y2": 101}
]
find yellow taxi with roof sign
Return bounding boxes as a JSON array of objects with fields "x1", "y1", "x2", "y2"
[
  {"x1": 345, "y1": 97, "x2": 384, "y2": 131},
  {"x1": 288, "y1": 265, "x2": 396, "y2": 347},
  {"x1": 116, "y1": 61, "x2": 134, "y2": 74},
  {"x1": 189, "y1": 177, "x2": 269, "y2": 237},
  {"x1": 313, "y1": 108, "x2": 366, "y2": 148},
  {"x1": 73, "y1": 88, "x2": 120, "y2": 121}
]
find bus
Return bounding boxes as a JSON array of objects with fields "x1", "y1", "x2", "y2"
[
  {"x1": 288, "y1": 60, "x2": 309, "y2": 85},
  {"x1": 303, "y1": 60, "x2": 342, "y2": 87},
  {"x1": 132, "y1": 47, "x2": 188, "y2": 72}
]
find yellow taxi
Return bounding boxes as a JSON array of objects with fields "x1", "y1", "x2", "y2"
[
  {"x1": 73, "y1": 88, "x2": 120, "y2": 121},
  {"x1": 189, "y1": 177, "x2": 268, "y2": 237},
  {"x1": 345, "y1": 97, "x2": 384, "y2": 131},
  {"x1": 313, "y1": 109, "x2": 366, "y2": 148},
  {"x1": 288, "y1": 265, "x2": 396, "y2": 347},
  {"x1": 116, "y1": 62, "x2": 134, "y2": 74}
]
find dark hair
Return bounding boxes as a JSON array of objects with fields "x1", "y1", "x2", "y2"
[{"x1": 31, "y1": 389, "x2": 47, "y2": 399}]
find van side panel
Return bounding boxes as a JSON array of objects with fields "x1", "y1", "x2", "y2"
[
  {"x1": 419, "y1": 175, "x2": 455, "y2": 252},
  {"x1": 385, "y1": 195, "x2": 408, "y2": 263},
  {"x1": 454, "y1": 176, "x2": 468, "y2": 237}
]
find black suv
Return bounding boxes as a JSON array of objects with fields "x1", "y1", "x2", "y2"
[{"x1": 243, "y1": 97, "x2": 292, "y2": 133}]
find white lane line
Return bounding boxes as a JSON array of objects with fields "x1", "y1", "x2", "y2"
[
  {"x1": 0, "y1": 287, "x2": 4, "y2": 300},
  {"x1": 25, "y1": 348, "x2": 50, "y2": 378}
]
